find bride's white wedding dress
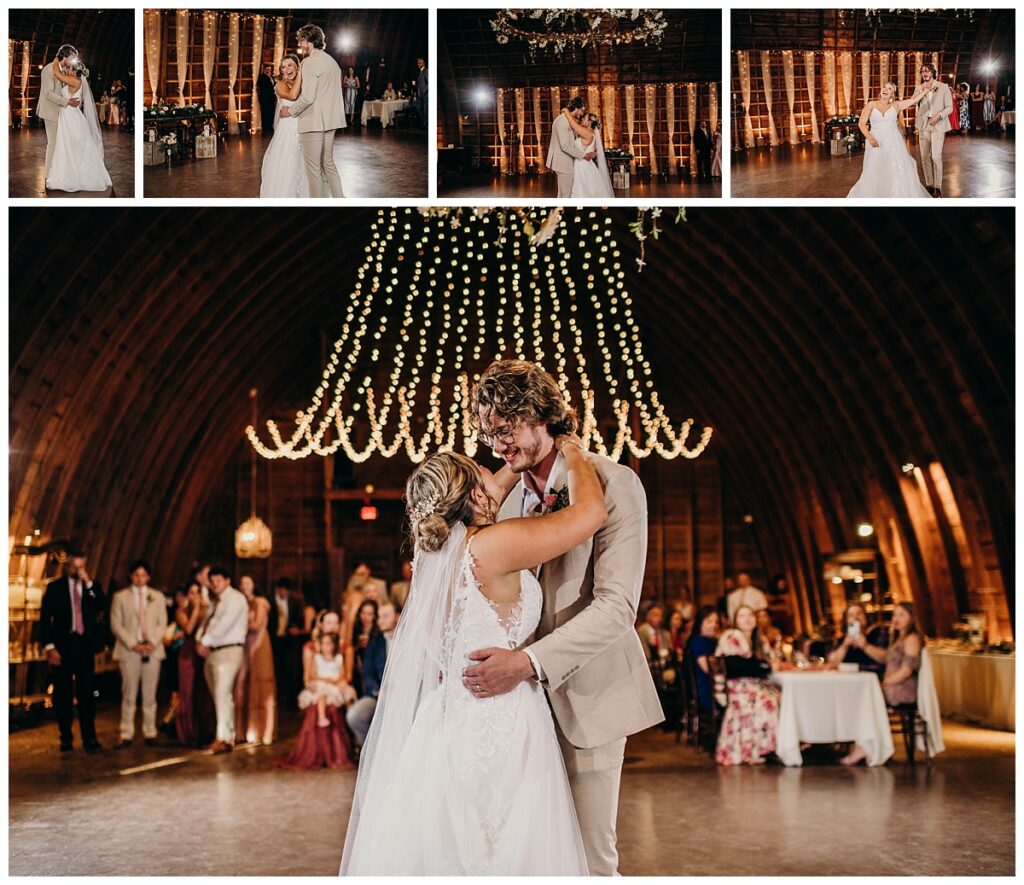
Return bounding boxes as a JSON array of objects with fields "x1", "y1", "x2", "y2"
[
  {"x1": 259, "y1": 97, "x2": 309, "y2": 198},
  {"x1": 847, "y1": 105, "x2": 931, "y2": 198},
  {"x1": 571, "y1": 130, "x2": 615, "y2": 198},
  {"x1": 341, "y1": 523, "x2": 588, "y2": 875},
  {"x1": 46, "y1": 82, "x2": 112, "y2": 192}
]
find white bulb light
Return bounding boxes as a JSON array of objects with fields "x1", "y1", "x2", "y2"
[
  {"x1": 247, "y1": 209, "x2": 713, "y2": 464},
  {"x1": 856, "y1": 523, "x2": 875, "y2": 538},
  {"x1": 338, "y1": 31, "x2": 355, "y2": 52}
]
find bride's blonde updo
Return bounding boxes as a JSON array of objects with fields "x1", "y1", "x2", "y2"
[{"x1": 405, "y1": 452, "x2": 488, "y2": 553}]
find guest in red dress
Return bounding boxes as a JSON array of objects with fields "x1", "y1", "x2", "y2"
[{"x1": 175, "y1": 582, "x2": 215, "y2": 747}]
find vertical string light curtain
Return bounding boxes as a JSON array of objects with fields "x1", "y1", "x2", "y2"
[
  {"x1": 274, "y1": 16, "x2": 285, "y2": 73},
  {"x1": 144, "y1": 9, "x2": 162, "y2": 106},
  {"x1": 227, "y1": 12, "x2": 240, "y2": 134},
  {"x1": 782, "y1": 51, "x2": 797, "y2": 144},
  {"x1": 176, "y1": 9, "x2": 189, "y2": 106},
  {"x1": 491, "y1": 83, "x2": 718, "y2": 175},
  {"x1": 805, "y1": 51, "x2": 820, "y2": 141},
  {"x1": 735, "y1": 49, "x2": 944, "y2": 144},
  {"x1": 202, "y1": 11, "x2": 216, "y2": 109},
  {"x1": 250, "y1": 14, "x2": 265, "y2": 132},
  {"x1": 20, "y1": 41, "x2": 31, "y2": 121}
]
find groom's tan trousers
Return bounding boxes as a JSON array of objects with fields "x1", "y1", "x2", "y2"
[
  {"x1": 919, "y1": 128, "x2": 945, "y2": 189},
  {"x1": 558, "y1": 730, "x2": 627, "y2": 876},
  {"x1": 299, "y1": 129, "x2": 344, "y2": 198},
  {"x1": 556, "y1": 171, "x2": 574, "y2": 198},
  {"x1": 43, "y1": 118, "x2": 59, "y2": 177}
]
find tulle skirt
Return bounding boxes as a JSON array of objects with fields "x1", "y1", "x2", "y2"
[
  {"x1": 46, "y1": 107, "x2": 112, "y2": 192},
  {"x1": 259, "y1": 114, "x2": 309, "y2": 198},
  {"x1": 343, "y1": 681, "x2": 588, "y2": 875},
  {"x1": 847, "y1": 127, "x2": 931, "y2": 198}
]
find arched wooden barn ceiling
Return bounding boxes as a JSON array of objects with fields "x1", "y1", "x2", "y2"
[
  {"x1": 9, "y1": 207, "x2": 1014, "y2": 633},
  {"x1": 731, "y1": 9, "x2": 1015, "y2": 84},
  {"x1": 8, "y1": 9, "x2": 135, "y2": 86}
]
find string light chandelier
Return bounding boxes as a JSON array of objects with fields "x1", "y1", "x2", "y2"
[
  {"x1": 841, "y1": 9, "x2": 974, "y2": 27},
  {"x1": 247, "y1": 208, "x2": 712, "y2": 465},
  {"x1": 491, "y1": 9, "x2": 667, "y2": 58}
]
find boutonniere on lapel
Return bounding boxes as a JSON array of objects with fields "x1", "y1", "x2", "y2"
[{"x1": 545, "y1": 486, "x2": 571, "y2": 513}]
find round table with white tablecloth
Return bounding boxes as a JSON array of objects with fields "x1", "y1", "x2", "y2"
[
  {"x1": 360, "y1": 99, "x2": 410, "y2": 128},
  {"x1": 999, "y1": 110, "x2": 1015, "y2": 130},
  {"x1": 771, "y1": 669, "x2": 894, "y2": 766},
  {"x1": 928, "y1": 648, "x2": 1014, "y2": 731}
]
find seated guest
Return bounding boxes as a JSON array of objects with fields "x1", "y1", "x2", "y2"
[
  {"x1": 666, "y1": 608, "x2": 690, "y2": 661},
  {"x1": 688, "y1": 606, "x2": 722, "y2": 714},
  {"x1": 304, "y1": 609, "x2": 344, "y2": 677},
  {"x1": 299, "y1": 632, "x2": 356, "y2": 726},
  {"x1": 715, "y1": 605, "x2": 781, "y2": 766},
  {"x1": 755, "y1": 609, "x2": 783, "y2": 656},
  {"x1": 274, "y1": 628, "x2": 356, "y2": 771},
  {"x1": 637, "y1": 603, "x2": 670, "y2": 666},
  {"x1": 841, "y1": 602, "x2": 923, "y2": 766},
  {"x1": 382, "y1": 81, "x2": 398, "y2": 101},
  {"x1": 346, "y1": 599, "x2": 380, "y2": 697},
  {"x1": 827, "y1": 602, "x2": 889, "y2": 676},
  {"x1": 346, "y1": 602, "x2": 396, "y2": 749},
  {"x1": 110, "y1": 560, "x2": 167, "y2": 748},
  {"x1": 390, "y1": 560, "x2": 412, "y2": 611}
]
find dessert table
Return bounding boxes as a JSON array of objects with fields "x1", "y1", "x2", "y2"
[{"x1": 771, "y1": 669, "x2": 894, "y2": 766}]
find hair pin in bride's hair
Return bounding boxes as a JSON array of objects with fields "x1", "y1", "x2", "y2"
[{"x1": 409, "y1": 492, "x2": 442, "y2": 523}]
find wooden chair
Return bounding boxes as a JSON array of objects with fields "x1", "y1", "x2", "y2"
[{"x1": 888, "y1": 702, "x2": 933, "y2": 767}]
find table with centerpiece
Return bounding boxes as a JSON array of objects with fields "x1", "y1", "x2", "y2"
[
  {"x1": 603, "y1": 149, "x2": 634, "y2": 190},
  {"x1": 824, "y1": 115, "x2": 864, "y2": 155},
  {"x1": 143, "y1": 104, "x2": 219, "y2": 164}
]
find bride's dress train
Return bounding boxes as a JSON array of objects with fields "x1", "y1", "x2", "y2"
[
  {"x1": 341, "y1": 524, "x2": 588, "y2": 875},
  {"x1": 259, "y1": 97, "x2": 310, "y2": 198},
  {"x1": 847, "y1": 106, "x2": 931, "y2": 198},
  {"x1": 46, "y1": 83, "x2": 112, "y2": 192},
  {"x1": 571, "y1": 131, "x2": 615, "y2": 198}
]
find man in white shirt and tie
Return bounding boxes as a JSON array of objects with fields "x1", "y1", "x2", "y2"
[
  {"x1": 110, "y1": 559, "x2": 167, "y2": 748},
  {"x1": 197, "y1": 567, "x2": 249, "y2": 752}
]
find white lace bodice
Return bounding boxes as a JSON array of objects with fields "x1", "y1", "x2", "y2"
[{"x1": 869, "y1": 105, "x2": 900, "y2": 131}]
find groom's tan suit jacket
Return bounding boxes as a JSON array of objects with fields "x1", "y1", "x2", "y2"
[
  {"x1": 36, "y1": 64, "x2": 69, "y2": 122},
  {"x1": 501, "y1": 452, "x2": 664, "y2": 750},
  {"x1": 546, "y1": 113, "x2": 588, "y2": 174},
  {"x1": 291, "y1": 48, "x2": 346, "y2": 133},
  {"x1": 915, "y1": 80, "x2": 953, "y2": 134}
]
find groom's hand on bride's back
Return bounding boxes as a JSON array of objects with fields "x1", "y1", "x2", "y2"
[
  {"x1": 462, "y1": 648, "x2": 535, "y2": 698},
  {"x1": 584, "y1": 151, "x2": 596, "y2": 160}
]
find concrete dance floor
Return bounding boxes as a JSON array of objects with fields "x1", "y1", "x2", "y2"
[
  {"x1": 8, "y1": 126, "x2": 134, "y2": 198},
  {"x1": 440, "y1": 171, "x2": 722, "y2": 200},
  {"x1": 143, "y1": 126, "x2": 428, "y2": 199},
  {"x1": 732, "y1": 130, "x2": 1015, "y2": 199},
  {"x1": 8, "y1": 703, "x2": 1014, "y2": 876}
]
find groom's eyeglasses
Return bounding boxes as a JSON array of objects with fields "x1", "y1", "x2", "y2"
[{"x1": 477, "y1": 426, "x2": 519, "y2": 449}]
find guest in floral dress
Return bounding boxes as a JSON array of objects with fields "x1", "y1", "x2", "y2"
[
  {"x1": 840, "y1": 601, "x2": 922, "y2": 766},
  {"x1": 958, "y1": 84, "x2": 972, "y2": 132},
  {"x1": 715, "y1": 605, "x2": 780, "y2": 765}
]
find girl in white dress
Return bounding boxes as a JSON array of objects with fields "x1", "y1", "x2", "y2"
[
  {"x1": 298, "y1": 633, "x2": 355, "y2": 727},
  {"x1": 46, "y1": 58, "x2": 111, "y2": 193},
  {"x1": 559, "y1": 108, "x2": 616, "y2": 198},
  {"x1": 341, "y1": 437, "x2": 606, "y2": 875},
  {"x1": 847, "y1": 82, "x2": 931, "y2": 198},
  {"x1": 259, "y1": 55, "x2": 309, "y2": 198}
]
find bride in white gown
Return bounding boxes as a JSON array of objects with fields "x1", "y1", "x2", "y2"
[
  {"x1": 340, "y1": 438, "x2": 606, "y2": 875},
  {"x1": 259, "y1": 54, "x2": 309, "y2": 198},
  {"x1": 46, "y1": 58, "x2": 111, "y2": 193},
  {"x1": 559, "y1": 108, "x2": 615, "y2": 198},
  {"x1": 848, "y1": 82, "x2": 931, "y2": 198}
]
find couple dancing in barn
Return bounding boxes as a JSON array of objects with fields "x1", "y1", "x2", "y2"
[
  {"x1": 340, "y1": 359, "x2": 660, "y2": 875},
  {"x1": 848, "y1": 63, "x2": 954, "y2": 198},
  {"x1": 259, "y1": 23, "x2": 345, "y2": 198},
  {"x1": 37, "y1": 44, "x2": 112, "y2": 194}
]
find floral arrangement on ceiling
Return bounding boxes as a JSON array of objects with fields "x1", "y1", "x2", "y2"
[{"x1": 491, "y1": 9, "x2": 668, "y2": 58}]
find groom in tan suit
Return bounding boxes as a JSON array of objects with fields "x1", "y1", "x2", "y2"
[
  {"x1": 281, "y1": 23, "x2": 346, "y2": 197},
  {"x1": 547, "y1": 96, "x2": 597, "y2": 198},
  {"x1": 914, "y1": 63, "x2": 953, "y2": 198},
  {"x1": 465, "y1": 360, "x2": 663, "y2": 875},
  {"x1": 36, "y1": 45, "x2": 81, "y2": 176}
]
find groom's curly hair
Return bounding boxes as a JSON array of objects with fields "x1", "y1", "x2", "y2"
[
  {"x1": 471, "y1": 360, "x2": 578, "y2": 438},
  {"x1": 56, "y1": 44, "x2": 77, "y2": 61},
  {"x1": 296, "y1": 23, "x2": 326, "y2": 49}
]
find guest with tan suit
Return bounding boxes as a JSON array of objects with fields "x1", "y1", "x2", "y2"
[
  {"x1": 281, "y1": 23, "x2": 346, "y2": 198},
  {"x1": 464, "y1": 360, "x2": 663, "y2": 875},
  {"x1": 36, "y1": 44, "x2": 82, "y2": 176},
  {"x1": 914, "y1": 63, "x2": 953, "y2": 197},
  {"x1": 110, "y1": 560, "x2": 167, "y2": 748}
]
